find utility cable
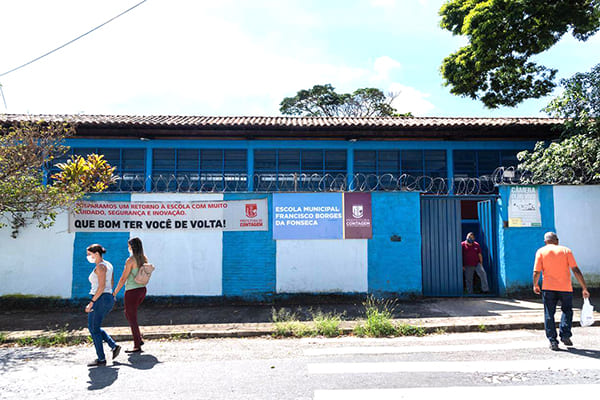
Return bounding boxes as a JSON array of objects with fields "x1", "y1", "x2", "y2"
[{"x1": 0, "y1": 0, "x2": 148, "y2": 78}]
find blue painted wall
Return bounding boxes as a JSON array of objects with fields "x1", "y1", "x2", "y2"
[
  {"x1": 497, "y1": 185, "x2": 555, "y2": 294},
  {"x1": 368, "y1": 192, "x2": 422, "y2": 296},
  {"x1": 71, "y1": 193, "x2": 131, "y2": 298},
  {"x1": 222, "y1": 193, "x2": 276, "y2": 300}
]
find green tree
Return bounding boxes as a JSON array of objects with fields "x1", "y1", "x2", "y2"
[
  {"x1": 0, "y1": 120, "x2": 116, "y2": 237},
  {"x1": 517, "y1": 63, "x2": 600, "y2": 184},
  {"x1": 439, "y1": 0, "x2": 600, "y2": 108},
  {"x1": 280, "y1": 84, "x2": 410, "y2": 117}
]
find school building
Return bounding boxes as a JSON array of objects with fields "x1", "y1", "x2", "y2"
[{"x1": 1, "y1": 114, "x2": 598, "y2": 300}]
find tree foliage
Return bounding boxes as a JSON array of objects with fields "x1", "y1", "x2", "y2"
[
  {"x1": 439, "y1": 0, "x2": 600, "y2": 108},
  {"x1": 280, "y1": 84, "x2": 409, "y2": 117},
  {"x1": 0, "y1": 120, "x2": 116, "y2": 237},
  {"x1": 517, "y1": 63, "x2": 600, "y2": 184}
]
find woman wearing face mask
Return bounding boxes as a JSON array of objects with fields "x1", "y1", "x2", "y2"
[
  {"x1": 86, "y1": 244, "x2": 121, "y2": 367},
  {"x1": 113, "y1": 237, "x2": 148, "y2": 353}
]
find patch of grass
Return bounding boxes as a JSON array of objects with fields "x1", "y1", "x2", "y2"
[
  {"x1": 273, "y1": 321, "x2": 315, "y2": 337},
  {"x1": 271, "y1": 307, "x2": 316, "y2": 337},
  {"x1": 0, "y1": 332, "x2": 7, "y2": 344},
  {"x1": 478, "y1": 324, "x2": 487, "y2": 332},
  {"x1": 14, "y1": 324, "x2": 91, "y2": 347},
  {"x1": 433, "y1": 327, "x2": 447, "y2": 335},
  {"x1": 397, "y1": 323, "x2": 425, "y2": 337},
  {"x1": 169, "y1": 332, "x2": 191, "y2": 340},
  {"x1": 312, "y1": 311, "x2": 342, "y2": 337},
  {"x1": 354, "y1": 296, "x2": 398, "y2": 337}
]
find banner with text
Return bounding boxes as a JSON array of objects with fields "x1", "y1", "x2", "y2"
[
  {"x1": 273, "y1": 193, "x2": 344, "y2": 239},
  {"x1": 69, "y1": 199, "x2": 268, "y2": 232}
]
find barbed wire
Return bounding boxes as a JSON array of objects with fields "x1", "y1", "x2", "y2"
[{"x1": 103, "y1": 171, "x2": 523, "y2": 195}]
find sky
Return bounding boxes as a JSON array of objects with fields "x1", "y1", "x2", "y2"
[{"x1": 0, "y1": 0, "x2": 598, "y2": 118}]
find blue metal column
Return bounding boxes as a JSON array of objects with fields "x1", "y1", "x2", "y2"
[
  {"x1": 347, "y1": 147, "x2": 354, "y2": 191},
  {"x1": 144, "y1": 147, "x2": 152, "y2": 192},
  {"x1": 446, "y1": 149, "x2": 454, "y2": 195},
  {"x1": 247, "y1": 148, "x2": 254, "y2": 191}
]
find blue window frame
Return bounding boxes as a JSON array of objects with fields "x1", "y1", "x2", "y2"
[
  {"x1": 48, "y1": 147, "x2": 146, "y2": 191},
  {"x1": 253, "y1": 149, "x2": 347, "y2": 191},
  {"x1": 453, "y1": 150, "x2": 520, "y2": 178},
  {"x1": 151, "y1": 149, "x2": 247, "y2": 192},
  {"x1": 353, "y1": 150, "x2": 447, "y2": 191}
]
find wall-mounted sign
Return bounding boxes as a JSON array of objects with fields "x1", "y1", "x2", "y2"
[
  {"x1": 273, "y1": 192, "x2": 372, "y2": 240},
  {"x1": 69, "y1": 199, "x2": 268, "y2": 232},
  {"x1": 273, "y1": 193, "x2": 343, "y2": 239},
  {"x1": 344, "y1": 192, "x2": 372, "y2": 239},
  {"x1": 508, "y1": 186, "x2": 542, "y2": 227}
]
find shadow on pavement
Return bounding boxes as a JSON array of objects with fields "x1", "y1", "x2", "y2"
[
  {"x1": 87, "y1": 353, "x2": 160, "y2": 391},
  {"x1": 566, "y1": 347, "x2": 600, "y2": 359},
  {"x1": 88, "y1": 365, "x2": 119, "y2": 391}
]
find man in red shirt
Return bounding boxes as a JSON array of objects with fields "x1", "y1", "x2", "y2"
[
  {"x1": 533, "y1": 232, "x2": 590, "y2": 351},
  {"x1": 462, "y1": 232, "x2": 489, "y2": 294}
]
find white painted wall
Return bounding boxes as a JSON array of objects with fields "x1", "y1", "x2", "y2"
[
  {"x1": 553, "y1": 185, "x2": 600, "y2": 278},
  {"x1": 276, "y1": 239, "x2": 368, "y2": 293},
  {"x1": 0, "y1": 212, "x2": 74, "y2": 297},
  {"x1": 130, "y1": 193, "x2": 223, "y2": 296}
]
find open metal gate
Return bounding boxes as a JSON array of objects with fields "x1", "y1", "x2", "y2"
[{"x1": 421, "y1": 196, "x2": 498, "y2": 297}]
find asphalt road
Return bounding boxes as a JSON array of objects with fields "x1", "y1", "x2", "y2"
[{"x1": 2, "y1": 327, "x2": 600, "y2": 399}]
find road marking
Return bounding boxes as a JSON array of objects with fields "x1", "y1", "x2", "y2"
[
  {"x1": 314, "y1": 384, "x2": 600, "y2": 400},
  {"x1": 304, "y1": 341, "x2": 545, "y2": 356},
  {"x1": 307, "y1": 358, "x2": 600, "y2": 374}
]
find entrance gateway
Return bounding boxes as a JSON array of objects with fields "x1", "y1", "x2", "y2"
[{"x1": 421, "y1": 195, "x2": 498, "y2": 297}]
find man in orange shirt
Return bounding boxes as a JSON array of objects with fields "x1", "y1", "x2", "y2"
[{"x1": 533, "y1": 232, "x2": 590, "y2": 351}]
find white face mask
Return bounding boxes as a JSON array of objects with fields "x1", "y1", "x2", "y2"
[
  {"x1": 128, "y1": 249, "x2": 133, "y2": 256},
  {"x1": 87, "y1": 255, "x2": 96, "y2": 264}
]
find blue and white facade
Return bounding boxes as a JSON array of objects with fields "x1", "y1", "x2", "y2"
[{"x1": 2, "y1": 115, "x2": 596, "y2": 299}]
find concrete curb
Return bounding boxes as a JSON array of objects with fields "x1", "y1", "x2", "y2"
[{"x1": 7, "y1": 318, "x2": 593, "y2": 344}]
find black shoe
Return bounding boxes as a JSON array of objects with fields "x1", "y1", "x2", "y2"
[
  {"x1": 125, "y1": 348, "x2": 142, "y2": 354},
  {"x1": 561, "y1": 337, "x2": 573, "y2": 346},
  {"x1": 112, "y1": 345, "x2": 121, "y2": 360},
  {"x1": 87, "y1": 359, "x2": 107, "y2": 367},
  {"x1": 549, "y1": 341, "x2": 560, "y2": 351}
]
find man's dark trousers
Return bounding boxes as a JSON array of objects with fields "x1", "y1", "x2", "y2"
[{"x1": 542, "y1": 290, "x2": 573, "y2": 343}]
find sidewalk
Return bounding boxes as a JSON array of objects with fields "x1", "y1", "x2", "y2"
[{"x1": 1, "y1": 297, "x2": 597, "y2": 343}]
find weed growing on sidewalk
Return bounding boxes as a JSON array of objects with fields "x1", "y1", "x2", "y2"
[
  {"x1": 272, "y1": 308, "x2": 315, "y2": 337},
  {"x1": 312, "y1": 311, "x2": 342, "y2": 337},
  {"x1": 354, "y1": 296, "x2": 398, "y2": 337},
  {"x1": 352, "y1": 296, "x2": 425, "y2": 337},
  {"x1": 397, "y1": 323, "x2": 425, "y2": 337},
  {"x1": 16, "y1": 325, "x2": 91, "y2": 347},
  {"x1": 0, "y1": 332, "x2": 6, "y2": 344}
]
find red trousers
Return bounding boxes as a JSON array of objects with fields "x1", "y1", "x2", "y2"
[{"x1": 124, "y1": 287, "x2": 146, "y2": 348}]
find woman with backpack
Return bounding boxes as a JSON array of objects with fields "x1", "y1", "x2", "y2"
[{"x1": 113, "y1": 237, "x2": 152, "y2": 353}]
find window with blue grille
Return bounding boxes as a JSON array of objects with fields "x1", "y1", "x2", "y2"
[
  {"x1": 353, "y1": 150, "x2": 447, "y2": 191},
  {"x1": 253, "y1": 149, "x2": 346, "y2": 191},
  {"x1": 48, "y1": 147, "x2": 146, "y2": 191},
  {"x1": 453, "y1": 150, "x2": 520, "y2": 178},
  {"x1": 151, "y1": 149, "x2": 247, "y2": 192}
]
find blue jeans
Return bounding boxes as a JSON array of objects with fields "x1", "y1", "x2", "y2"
[
  {"x1": 88, "y1": 293, "x2": 117, "y2": 361},
  {"x1": 542, "y1": 290, "x2": 573, "y2": 343}
]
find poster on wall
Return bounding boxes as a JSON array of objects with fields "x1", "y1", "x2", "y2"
[
  {"x1": 344, "y1": 192, "x2": 372, "y2": 239},
  {"x1": 68, "y1": 199, "x2": 268, "y2": 232},
  {"x1": 273, "y1": 193, "x2": 344, "y2": 239},
  {"x1": 508, "y1": 186, "x2": 542, "y2": 227}
]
